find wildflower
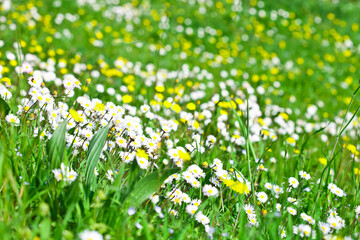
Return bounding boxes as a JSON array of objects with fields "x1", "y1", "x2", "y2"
[
  {"x1": 300, "y1": 213, "x2": 315, "y2": 225},
  {"x1": 318, "y1": 157, "x2": 327, "y2": 165},
  {"x1": 106, "y1": 170, "x2": 115, "y2": 182},
  {"x1": 298, "y1": 224, "x2": 312, "y2": 237},
  {"x1": 202, "y1": 184, "x2": 219, "y2": 197},
  {"x1": 327, "y1": 183, "x2": 337, "y2": 192},
  {"x1": 66, "y1": 170, "x2": 78, "y2": 182},
  {"x1": 122, "y1": 152, "x2": 135, "y2": 163},
  {"x1": 346, "y1": 144, "x2": 357, "y2": 154},
  {"x1": 186, "y1": 204, "x2": 198, "y2": 215},
  {"x1": 287, "y1": 197, "x2": 297, "y2": 205},
  {"x1": 355, "y1": 205, "x2": 360, "y2": 217},
  {"x1": 210, "y1": 158, "x2": 223, "y2": 170},
  {"x1": 181, "y1": 192, "x2": 191, "y2": 203},
  {"x1": 264, "y1": 183, "x2": 272, "y2": 190},
  {"x1": 28, "y1": 76, "x2": 42, "y2": 87},
  {"x1": 137, "y1": 157, "x2": 149, "y2": 169},
  {"x1": 178, "y1": 148, "x2": 191, "y2": 161},
  {"x1": 94, "y1": 103, "x2": 105, "y2": 112},
  {"x1": 5, "y1": 113, "x2": 20, "y2": 125},
  {"x1": 287, "y1": 207, "x2": 297, "y2": 216},
  {"x1": 154, "y1": 205, "x2": 164, "y2": 218},
  {"x1": 288, "y1": 177, "x2": 299, "y2": 188},
  {"x1": 52, "y1": 169, "x2": 63, "y2": 182},
  {"x1": 244, "y1": 204, "x2": 255, "y2": 215},
  {"x1": 0, "y1": 86, "x2": 12, "y2": 100},
  {"x1": 223, "y1": 179, "x2": 249, "y2": 194},
  {"x1": 327, "y1": 215, "x2": 345, "y2": 230},
  {"x1": 81, "y1": 129, "x2": 93, "y2": 140},
  {"x1": 209, "y1": 176, "x2": 220, "y2": 187},
  {"x1": 127, "y1": 207, "x2": 136, "y2": 216},
  {"x1": 215, "y1": 169, "x2": 230, "y2": 180},
  {"x1": 21, "y1": 62, "x2": 33, "y2": 74},
  {"x1": 140, "y1": 104, "x2": 150, "y2": 113},
  {"x1": 293, "y1": 225, "x2": 300, "y2": 235},
  {"x1": 205, "y1": 135, "x2": 216, "y2": 146},
  {"x1": 182, "y1": 171, "x2": 196, "y2": 183},
  {"x1": 329, "y1": 209, "x2": 338, "y2": 218},
  {"x1": 299, "y1": 170, "x2": 311, "y2": 180},
  {"x1": 150, "y1": 194, "x2": 159, "y2": 204},
  {"x1": 256, "y1": 192, "x2": 268, "y2": 203},
  {"x1": 169, "y1": 209, "x2": 178, "y2": 217},
  {"x1": 187, "y1": 164, "x2": 205, "y2": 178},
  {"x1": 272, "y1": 185, "x2": 284, "y2": 197},
  {"x1": 248, "y1": 215, "x2": 259, "y2": 227},
  {"x1": 205, "y1": 225, "x2": 215, "y2": 239},
  {"x1": 318, "y1": 222, "x2": 331, "y2": 234},
  {"x1": 52, "y1": 163, "x2": 78, "y2": 183},
  {"x1": 276, "y1": 203, "x2": 281, "y2": 212},
  {"x1": 79, "y1": 230, "x2": 103, "y2": 240},
  {"x1": 171, "y1": 195, "x2": 182, "y2": 205},
  {"x1": 122, "y1": 95, "x2": 132, "y2": 103},
  {"x1": 331, "y1": 186, "x2": 345, "y2": 197},
  {"x1": 195, "y1": 211, "x2": 210, "y2": 225},
  {"x1": 69, "y1": 109, "x2": 83, "y2": 122},
  {"x1": 286, "y1": 137, "x2": 296, "y2": 146},
  {"x1": 63, "y1": 75, "x2": 81, "y2": 92},
  {"x1": 279, "y1": 226, "x2": 286, "y2": 238},
  {"x1": 115, "y1": 137, "x2": 127, "y2": 148}
]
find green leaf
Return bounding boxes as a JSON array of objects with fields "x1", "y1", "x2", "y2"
[
  {"x1": 64, "y1": 179, "x2": 80, "y2": 207},
  {"x1": 127, "y1": 168, "x2": 178, "y2": 208},
  {"x1": 0, "y1": 97, "x2": 10, "y2": 119},
  {"x1": 40, "y1": 218, "x2": 51, "y2": 240},
  {"x1": 173, "y1": 224, "x2": 189, "y2": 240},
  {"x1": 85, "y1": 124, "x2": 110, "y2": 189},
  {"x1": 47, "y1": 121, "x2": 67, "y2": 169}
]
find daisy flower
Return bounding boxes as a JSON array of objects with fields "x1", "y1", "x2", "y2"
[
  {"x1": 79, "y1": 230, "x2": 103, "y2": 240},
  {"x1": 202, "y1": 184, "x2": 219, "y2": 197}
]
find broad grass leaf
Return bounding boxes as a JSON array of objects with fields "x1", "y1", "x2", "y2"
[
  {"x1": 64, "y1": 179, "x2": 80, "y2": 207},
  {"x1": 0, "y1": 98, "x2": 10, "y2": 123},
  {"x1": 85, "y1": 124, "x2": 109, "y2": 188},
  {"x1": 40, "y1": 218, "x2": 51, "y2": 240},
  {"x1": 0, "y1": 98, "x2": 10, "y2": 114},
  {"x1": 127, "y1": 168, "x2": 178, "y2": 208},
  {"x1": 46, "y1": 121, "x2": 67, "y2": 169}
]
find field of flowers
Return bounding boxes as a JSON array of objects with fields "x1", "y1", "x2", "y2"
[{"x1": 1, "y1": 0, "x2": 360, "y2": 239}]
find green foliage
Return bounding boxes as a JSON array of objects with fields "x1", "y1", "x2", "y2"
[
  {"x1": 85, "y1": 124, "x2": 110, "y2": 189},
  {"x1": 127, "y1": 168, "x2": 178, "y2": 208},
  {"x1": 46, "y1": 121, "x2": 67, "y2": 169},
  {"x1": 0, "y1": 98, "x2": 10, "y2": 120}
]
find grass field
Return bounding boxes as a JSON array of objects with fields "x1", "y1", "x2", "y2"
[{"x1": 1, "y1": 0, "x2": 360, "y2": 239}]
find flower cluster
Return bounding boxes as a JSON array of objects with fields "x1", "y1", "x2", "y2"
[
  {"x1": 1, "y1": 0, "x2": 360, "y2": 239},
  {"x1": 52, "y1": 163, "x2": 78, "y2": 183}
]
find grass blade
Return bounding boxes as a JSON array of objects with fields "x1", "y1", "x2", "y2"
[
  {"x1": 85, "y1": 124, "x2": 110, "y2": 189},
  {"x1": 127, "y1": 168, "x2": 178, "y2": 208},
  {"x1": 0, "y1": 98, "x2": 10, "y2": 120},
  {"x1": 46, "y1": 121, "x2": 67, "y2": 169}
]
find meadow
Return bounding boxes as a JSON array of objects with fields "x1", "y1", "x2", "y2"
[{"x1": 0, "y1": 0, "x2": 360, "y2": 239}]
